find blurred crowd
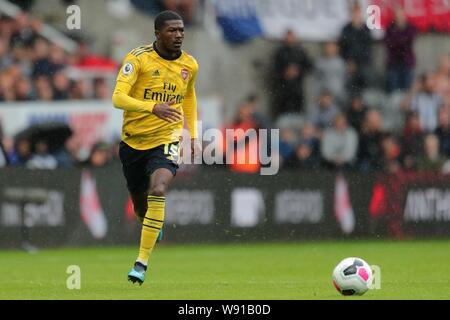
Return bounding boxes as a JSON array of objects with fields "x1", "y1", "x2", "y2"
[
  {"x1": 0, "y1": 1, "x2": 202, "y2": 170},
  {"x1": 2, "y1": 2, "x2": 450, "y2": 175},
  {"x1": 0, "y1": 0, "x2": 204, "y2": 170},
  {"x1": 0, "y1": 7, "x2": 120, "y2": 170},
  {"x1": 224, "y1": 4, "x2": 450, "y2": 174},
  {"x1": 0, "y1": 11, "x2": 117, "y2": 102}
]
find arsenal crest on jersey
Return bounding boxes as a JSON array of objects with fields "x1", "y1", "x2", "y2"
[{"x1": 181, "y1": 68, "x2": 189, "y2": 81}]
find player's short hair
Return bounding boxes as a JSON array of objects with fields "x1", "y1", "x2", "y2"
[{"x1": 154, "y1": 10, "x2": 183, "y2": 31}]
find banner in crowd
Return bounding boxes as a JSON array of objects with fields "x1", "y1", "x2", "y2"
[
  {"x1": 213, "y1": 0, "x2": 351, "y2": 43},
  {"x1": 0, "y1": 98, "x2": 222, "y2": 152},
  {"x1": 1, "y1": 167, "x2": 450, "y2": 248},
  {"x1": 213, "y1": 0, "x2": 450, "y2": 43},
  {"x1": 370, "y1": 0, "x2": 450, "y2": 33},
  {"x1": 0, "y1": 101, "x2": 122, "y2": 152}
]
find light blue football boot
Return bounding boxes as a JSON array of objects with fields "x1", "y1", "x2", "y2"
[
  {"x1": 127, "y1": 261, "x2": 147, "y2": 285},
  {"x1": 128, "y1": 229, "x2": 163, "y2": 285},
  {"x1": 156, "y1": 228, "x2": 164, "y2": 243}
]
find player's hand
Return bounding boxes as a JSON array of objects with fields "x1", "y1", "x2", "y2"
[{"x1": 152, "y1": 100, "x2": 183, "y2": 123}]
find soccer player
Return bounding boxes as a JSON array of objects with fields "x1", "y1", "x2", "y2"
[{"x1": 112, "y1": 10, "x2": 199, "y2": 285}]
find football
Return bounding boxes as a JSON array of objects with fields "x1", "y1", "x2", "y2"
[{"x1": 332, "y1": 257, "x2": 373, "y2": 296}]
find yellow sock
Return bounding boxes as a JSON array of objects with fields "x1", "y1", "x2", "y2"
[{"x1": 136, "y1": 195, "x2": 165, "y2": 265}]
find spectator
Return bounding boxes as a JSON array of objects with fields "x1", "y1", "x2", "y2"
[
  {"x1": 434, "y1": 55, "x2": 450, "y2": 106},
  {"x1": 314, "y1": 41, "x2": 346, "y2": 104},
  {"x1": 381, "y1": 134, "x2": 402, "y2": 170},
  {"x1": 0, "y1": 38, "x2": 12, "y2": 69},
  {"x1": 401, "y1": 111, "x2": 423, "y2": 170},
  {"x1": 285, "y1": 141, "x2": 320, "y2": 170},
  {"x1": 10, "y1": 46, "x2": 29, "y2": 74},
  {"x1": 230, "y1": 96, "x2": 266, "y2": 132},
  {"x1": 10, "y1": 138, "x2": 32, "y2": 166},
  {"x1": 434, "y1": 107, "x2": 450, "y2": 157},
  {"x1": 345, "y1": 59, "x2": 366, "y2": 99},
  {"x1": 5, "y1": 63, "x2": 22, "y2": 83},
  {"x1": 309, "y1": 89, "x2": 340, "y2": 130},
  {"x1": 299, "y1": 122, "x2": 320, "y2": 155},
  {"x1": 47, "y1": 43, "x2": 66, "y2": 74},
  {"x1": 346, "y1": 94, "x2": 367, "y2": 134},
  {"x1": 0, "y1": 16, "x2": 14, "y2": 44},
  {"x1": 70, "y1": 79, "x2": 89, "y2": 99},
  {"x1": 416, "y1": 134, "x2": 447, "y2": 171},
  {"x1": 52, "y1": 70, "x2": 70, "y2": 100},
  {"x1": 278, "y1": 127, "x2": 296, "y2": 165},
  {"x1": 222, "y1": 98, "x2": 263, "y2": 174},
  {"x1": 0, "y1": 70, "x2": 16, "y2": 101},
  {"x1": 31, "y1": 37, "x2": 53, "y2": 77},
  {"x1": 239, "y1": 94, "x2": 270, "y2": 130},
  {"x1": 34, "y1": 75, "x2": 53, "y2": 100},
  {"x1": 410, "y1": 73, "x2": 443, "y2": 132},
  {"x1": 61, "y1": 135, "x2": 84, "y2": 166},
  {"x1": 54, "y1": 134, "x2": 88, "y2": 167},
  {"x1": 285, "y1": 122, "x2": 321, "y2": 169},
  {"x1": 14, "y1": 76, "x2": 34, "y2": 101},
  {"x1": 339, "y1": 3, "x2": 372, "y2": 85},
  {"x1": 271, "y1": 29, "x2": 312, "y2": 118},
  {"x1": 26, "y1": 140, "x2": 57, "y2": 169},
  {"x1": 384, "y1": 6, "x2": 417, "y2": 92},
  {"x1": 10, "y1": 12, "x2": 39, "y2": 49},
  {"x1": 84, "y1": 141, "x2": 111, "y2": 167},
  {"x1": 357, "y1": 109, "x2": 384, "y2": 171},
  {"x1": 320, "y1": 114, "x2": 358, "y2": 169},
  {"x1": 93, "y1": 77, "x2": 110, "y2": 100}
]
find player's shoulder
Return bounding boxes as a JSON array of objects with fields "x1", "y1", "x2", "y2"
[
  {"x1": 123, "y1": 44, "x2": 154, "y2": 63},
  {"x1": 182, "y1": 51, "x2": 199, "y2": 70},
  {"x1": 129, "y1": 44, "x2": 154, "y2": 57}
]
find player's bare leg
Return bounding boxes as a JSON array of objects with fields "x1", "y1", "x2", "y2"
[
  {"x1": 128, "y1": 168, "x2": 174, "y2": 285},
  {"x1": 130, "y1": 192, "x2": 147, "y2": 223}
]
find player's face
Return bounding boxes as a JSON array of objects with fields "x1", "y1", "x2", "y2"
[{"x1": 158, "y1": 20, "x2": 184, "y2": 53}]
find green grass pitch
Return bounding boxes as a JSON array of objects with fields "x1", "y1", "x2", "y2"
[{"x1": 0, "y1": 240, "x2": 449, "y2": 300}]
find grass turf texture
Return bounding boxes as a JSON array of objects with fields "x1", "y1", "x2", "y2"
[{"x1": 0, "y1": 240, "x2": 449, "y2": 300}]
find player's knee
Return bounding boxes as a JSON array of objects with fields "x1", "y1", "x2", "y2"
[{"x1": 149, "y1": 184, "x2": 167, "y2": 197}]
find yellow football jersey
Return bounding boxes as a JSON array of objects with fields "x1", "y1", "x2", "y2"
[{"x1": 113, "y1": 43, "x2": 198, "y2": 150}]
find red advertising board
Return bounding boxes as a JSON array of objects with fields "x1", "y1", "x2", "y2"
[{"x1": 371, "y1": 0, "x2": 450, "y2": 32}]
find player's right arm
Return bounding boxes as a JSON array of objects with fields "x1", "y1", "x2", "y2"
[
  {"x1": 112, "y1": 54, "x2": 155, "y2": 113},
  {"x1": 112, "y1": 54, "x2": 182, "y2": 122}
]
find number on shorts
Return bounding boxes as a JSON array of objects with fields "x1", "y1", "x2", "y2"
[{"x1": 165, "y1": 143, "x2": 180, "y2": 164}]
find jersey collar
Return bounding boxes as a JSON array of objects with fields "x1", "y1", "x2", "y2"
[{"x1": 153, "y1": 41, "x2": 182, "y2": 61}]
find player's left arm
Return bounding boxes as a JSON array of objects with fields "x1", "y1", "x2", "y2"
[{"x1": 182, "y1": 60, "x2": 200, "y2": 155}]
